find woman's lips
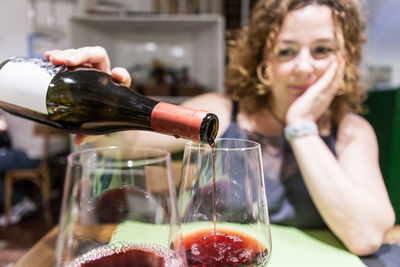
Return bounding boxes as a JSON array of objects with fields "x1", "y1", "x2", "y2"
[{"x1": 290, "y1": 85, "x2": 309, "y2": 91}]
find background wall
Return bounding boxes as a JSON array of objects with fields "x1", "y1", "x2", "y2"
[
  {"x1": 0, "y1": 0, "x2": 31, "y2": 59},
  {"x1": 0, "y1": 0, "x2": 399, "y2": 88},
  {"x1": 364, "y1": 0, "x2": 400, "y2": 88},
  {"x1": 0, "y1": 0, "x2": 76, "y2": 61}
]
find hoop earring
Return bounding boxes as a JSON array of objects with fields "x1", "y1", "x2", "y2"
[
  {"x1": 335, "y1": 79, "x2": 346, "y2": 96},
  {"x1": 256, "y1": 61, "x2": 271, "y2": 95},
  {"x1": 257, "y1": 61, "x2": 270, "y2": 86}
]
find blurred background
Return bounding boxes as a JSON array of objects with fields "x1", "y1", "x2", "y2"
[
  {"x1": 1, "y1": 0, "x2": 399, "y2": 93},
  {"x1": 0, "y1": 0, "x2": 399, "y2": 265}
]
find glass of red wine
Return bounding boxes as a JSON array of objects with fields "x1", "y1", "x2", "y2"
[
  {"x1": 176, "y1": 138, "x2": 272, "y2": 266},
  {"x1": 55, "y1": 146, "x2": 186, "y2": 267}
]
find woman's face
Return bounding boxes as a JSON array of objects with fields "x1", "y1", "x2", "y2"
[{"x1": 268, "y1": 4, "x2": 339, "y2": 111}]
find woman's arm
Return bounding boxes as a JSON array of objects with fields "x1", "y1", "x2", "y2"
[
  {"x1": 284, "y1": 60, "x2": 395, "y2": 255},
  {"x1": 290, "y1": 113, "x2": 395, "y2": 255}
]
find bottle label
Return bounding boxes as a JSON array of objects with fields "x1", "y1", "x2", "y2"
[{"x1": 0, "y1": 57, "x2": 63, "y2": 114}]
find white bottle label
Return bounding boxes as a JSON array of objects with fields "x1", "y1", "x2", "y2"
[{"x1": 0, "y1": 57, "x2": 63, "y2": 114}]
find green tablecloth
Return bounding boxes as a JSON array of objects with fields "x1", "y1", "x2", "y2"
[
  {"x1": 268, "y1": 224, "x2": 365, "y2": 266},
  {"x1": 111, "y1": 222, "x2": 365, "y2": 266}
]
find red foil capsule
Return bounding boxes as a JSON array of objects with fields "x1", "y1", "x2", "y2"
[{"x1": 151, "y1": 102, "x2": 218, "y2": 144}]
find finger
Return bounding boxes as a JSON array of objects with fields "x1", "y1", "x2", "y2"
[
  {"x1": 308, "y1": 60, "x2": 338, "y2": 97},
  {"x1": 46, "y1": 50, "x2": 72, "y2": 66},
  {"x1": 73, "y1": 134, "x2": 103, "y2": 146},
  {"x1": 288, "y1": 61, "x2": 339, "y2": 123},
  {"x1": 73, "y1": 134, "x2": 87, "y2": 146},
  {"x1": 47, "y1": 49, "x2": 82, "y2": 66},
  {"x1": 47, "y1": 46, "x2": 111, "y2": 73},
  {"x1": 111, "y1": 67, "x2": 132, "y2": 87},
  {"x1": 75, "y1": 46, "x2": 111, "y2": 73},
  {"x1": 44, "y1": 50, "x2": 61, "y2": 60}
]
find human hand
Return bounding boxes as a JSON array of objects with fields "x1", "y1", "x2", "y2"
[
  {"x1": 285, "y1": 60, "x2": 342, "y2": 124},
  {"x1": 44, "y1": 46, "x2": 131, "y2": 86},
  {"x1": 0, "y1": 116, "x2": 7, "y2": 132},
  {"x1": 44, "y1": 46, "x2": 132, "y2": 146},
  {"x1": 45, "y1": 46, "x2": 111, "y2": 73}
]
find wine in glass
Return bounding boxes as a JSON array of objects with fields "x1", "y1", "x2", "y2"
[
  {"x1": 55, "y1": 146, "x2": 186, "y2": 267},
  {"x1": 176, "y1": 138, "x2": 271, "y2": 266}
]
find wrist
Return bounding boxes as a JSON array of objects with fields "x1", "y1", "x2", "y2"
[{"x1": 284, "y1": 120, "x2": 319, "y2": 142}]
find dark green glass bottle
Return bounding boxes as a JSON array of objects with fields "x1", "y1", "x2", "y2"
[{"x1": 0, "y1": 57, "x2": 218, "y2": 144}]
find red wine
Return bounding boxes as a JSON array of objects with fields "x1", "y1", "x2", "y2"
[
  {"x1": 0, "y1": 57, "x2": 218, "y2": 144},
  {"x1": 83, "y1": 186, "x2": 162, "y2": 224},
  {"x1": 211, "y1": 142, "x2": 217, "y2": 233},
  {"x1": 72, "y1": 243, "x2": 185, "y2": 267},
  {"x1": 183, "y1": 228, "x2": 268, "y2": 266}
]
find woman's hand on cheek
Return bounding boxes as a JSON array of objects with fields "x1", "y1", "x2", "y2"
[{"x1": 286, "y1": 60, "x2": 341, "y2": 124}]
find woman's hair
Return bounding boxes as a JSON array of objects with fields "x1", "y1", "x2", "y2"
[{"x1": 225, "y1": 0, "x2": 367, "y2": 123}]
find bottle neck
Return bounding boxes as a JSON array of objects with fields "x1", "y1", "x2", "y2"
[{"x1": 150, "y1": 102, "x2": 218, "y2": 144}]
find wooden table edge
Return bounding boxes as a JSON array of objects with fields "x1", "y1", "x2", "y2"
[{"x1": 15, "y1": 225, "x2": 59, "y2": 267}]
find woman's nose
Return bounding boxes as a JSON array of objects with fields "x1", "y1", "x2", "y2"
[{"x1": 294, "y1": 49, "x2": 314, "y2": 75}]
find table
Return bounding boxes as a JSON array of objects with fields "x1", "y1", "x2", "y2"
[
  {"x1": 15, "y1": 224, "x2": 400, "y2": 267},
  {"x1": 15, "y1": 226, "x2": 58, "y2": 267}
]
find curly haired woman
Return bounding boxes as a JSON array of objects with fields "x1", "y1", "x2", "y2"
[{"x1": 46, "y1": 0, "x2": 396, "y2": 261}]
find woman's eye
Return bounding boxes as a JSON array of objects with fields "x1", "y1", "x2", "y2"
[
  {"x1": 277, "y1": 48, "x2": 296, "y2": 59},
  {"x1": 312, "y1": 46, "x2": 334, "y2": 58}
]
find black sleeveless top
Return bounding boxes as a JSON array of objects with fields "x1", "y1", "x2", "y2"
[{"x1": 221, "y1": 102, "x2": 337, "y2": 228}]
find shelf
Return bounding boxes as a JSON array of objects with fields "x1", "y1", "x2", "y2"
[
  {"x1": 69, "y1": 14, "x2": 225, "y2": 98},
  {"x1": 71, "y1": 13, "x2": 223, "y2": 25}
]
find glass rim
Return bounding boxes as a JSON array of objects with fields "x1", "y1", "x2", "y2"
[
  {"x1": 185, "y1": 138, "x2": 261, "y2": 151},
  {"x1": 67, "y1": 145, "x2": 171, "y2": 166}
]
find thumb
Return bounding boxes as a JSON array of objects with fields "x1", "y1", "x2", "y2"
[
  {"x1": 73, "y1": 134, "x2": 102, "y2": 146},
  {"x1": 73, "y1": 134, "x2": 87, "y2": 146},
  {"x1": 111, "y1": 67, "x2": 132, "y2": 87}
]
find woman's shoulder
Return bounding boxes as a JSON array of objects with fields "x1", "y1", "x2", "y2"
[
  {"x1": 181, "y1": 93, "x2": 234, "y2": 137},
  {"x1": 338, "y1": 113, "x2": 374, "y2": 133},
  {"x1": 336, "y1": 112, "x2": 377, "y2": 148},
  {"x1": 335, "y1": 113, "x2": 379, "y2": 158}
]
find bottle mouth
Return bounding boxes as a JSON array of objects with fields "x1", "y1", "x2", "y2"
[{"x1": 199, "y1": 113, "x2": 219, "y2": 144}]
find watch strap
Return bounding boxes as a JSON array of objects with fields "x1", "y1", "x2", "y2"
[{"x1": 284, "y1": 120, "x2": 319, "y2": 142}]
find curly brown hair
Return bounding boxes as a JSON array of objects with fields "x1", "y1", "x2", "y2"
[{"x1": 225, "y1": 0, "x2": 367, "y2": 123}]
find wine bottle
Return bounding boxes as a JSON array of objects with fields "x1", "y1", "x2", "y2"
[{"x1": 0, "y1": 57, "x2": 218, "y2": 144}]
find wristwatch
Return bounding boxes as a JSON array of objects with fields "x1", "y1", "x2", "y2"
[{"x1": 284, "y1": 120, "x2": 319, "y2": 142}]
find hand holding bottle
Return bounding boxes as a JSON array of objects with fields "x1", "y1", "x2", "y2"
[
  {"x1": 45, "y1": 46, "x2": 111, "y2": 74},
  {"x1": 45, "y1": 46, "x2": 132, "y2": 145}
]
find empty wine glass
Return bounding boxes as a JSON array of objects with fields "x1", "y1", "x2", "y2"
[
  {"x1": 176, "y1": 138, "x2": 271, "y2": 266},
  {"x1": 55, "y1": 146, "x2": 186, "y2": 267}
]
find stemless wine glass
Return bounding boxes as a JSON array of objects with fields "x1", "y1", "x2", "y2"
[
  {"x1": 55, "y1": 146, "x2": 186, "y2": 267},
  {"x1": 176, "y1": 138, "x2": 272, "y2": 266}
]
